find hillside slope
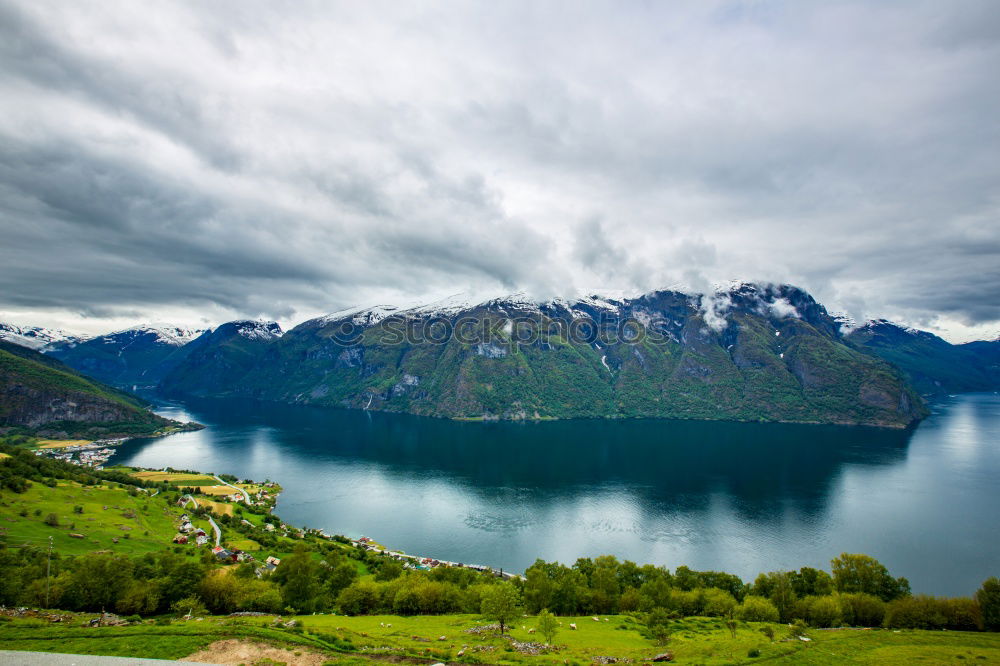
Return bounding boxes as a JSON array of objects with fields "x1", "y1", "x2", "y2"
[
  {"x1": 163, "y1": 284, "x2": 925, "y2": 428},
  {"x1": 846, "y1": 321, "x2": 1000, "y2": 395},
  {"x1": 159, "y1": 321, "x2": 282, "y2": 398},
  {"x1": 0, "y1": 340, "x2": 170, "y2": 437}
]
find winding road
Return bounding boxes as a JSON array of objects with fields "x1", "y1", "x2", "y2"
[
  {"x1": 214, "y1": 474, "x2": 251, "y2": 503},
  {"x1": 180, "y1": 494, "x2": 221, "y2": 547}
]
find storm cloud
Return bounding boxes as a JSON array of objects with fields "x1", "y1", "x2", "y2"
[{"x1": 0, "y1": 0, "x2": 998, "y2": 340}]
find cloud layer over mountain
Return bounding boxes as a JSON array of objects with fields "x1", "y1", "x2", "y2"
[{"x1": 1, "y1": 1, "x2": 998, "y2": 340}]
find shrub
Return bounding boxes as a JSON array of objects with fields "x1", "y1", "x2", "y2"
[
  {"x1": 737, "y1": 596, "x2": 780, "y2": 623},
  {"x1": 43, "y1": 513, "x2": 59, "y2": 527},
  {"x1": 646, "y1": 608, "x2": 672, "y2": 645},
  {"x1": 884, "y1": 595, "x2": 948, "y2": 629},
  {"x1": 170, "y1": 596, "x2": 208, "y2": 618},
  {"x1": 807, "y1": 595, "x2": 842, "y2": 628},
  {"x1": 702, "y1": 588, "x2": 738, "y2": 617},
  {"x1": 337, "y1": 580, "x2": 381, "y2": 616},
  {"x1": 837, "y1": 592, "x2": 885, "y2": 627},
  {"x1": 882, "y1": 595, "x2": 980, "y2": 631},
  {"x1": 942, "y1": 598, "x2": 983, "y2": 631},
  {"x1": 670, "y1": 589, "x2": 705, "y2": 616},
  {"x1": 747, "y1": 648, "x2": 761, "y2": 658},
  {"x1": 789, "y1": 619, "x2": 808, "y2": 638}
]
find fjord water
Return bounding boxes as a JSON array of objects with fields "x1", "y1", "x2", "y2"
[{"x1": 111, "y1": 393, "x2": 1000, "y2": 596}]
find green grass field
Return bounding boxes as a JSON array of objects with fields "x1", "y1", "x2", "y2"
[
  {"x1": 0, "y1": 616, "x2": 349, "y2": 661},
  {"x1": 129, "y1": 470, "x2": 216, "y2": 484},
  {"x1": 1, "y1": 612, "x2": 998, "y2": 664},
  {"x1": 267, "y1": 613, "x2": 1000, "y2": 664},
  {"x1": 1, "y1": 468, "x2": 297, "y2": 564},
  {"x1": 35, "y1": 439, "x2": 93, "y2": 449},
  {"x1": 0, "y1": 480, "x2": 205, "y2": 555}
]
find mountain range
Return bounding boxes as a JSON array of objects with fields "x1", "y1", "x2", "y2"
[
  {"x1": 4, "y1": 283, "x2": 998, "y2": 429},
  {"x1": 45, "y1": 326, "x2": 204, "y2": 389},
  {"x1": 845, "y1": 320, "x2": 1000, "y2": 395},
  {"x1": 0, "y1": 323, "x2": 86, "y2": 351}
]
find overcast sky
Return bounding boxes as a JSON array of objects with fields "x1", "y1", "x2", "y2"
[{"x1": 1, "y1": 1, "x2": 998, "y2": 341}]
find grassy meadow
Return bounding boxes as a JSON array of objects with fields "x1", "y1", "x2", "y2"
[
  {"x1": 35, "y1": 439, "x2": 94, "y2": 449},
  {"x1": 1, "y1": 612, "x2": 999, "y2": 664},
  {"x1": 0, "y1": 479, "x2": 216, "y2": 556}
]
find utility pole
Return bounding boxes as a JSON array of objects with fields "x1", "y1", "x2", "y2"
[{"x1": 45, "y1": 536, "x2": 53, "y2": 608}]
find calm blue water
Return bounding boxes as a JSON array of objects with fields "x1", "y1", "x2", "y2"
[{"x1": 110, "y1": 393, "x2": 1000, "y2": 596}]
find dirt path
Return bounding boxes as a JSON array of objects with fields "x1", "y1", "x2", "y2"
[{"x1": 184, "y1": 639, "x2": 330, "y2": 665}]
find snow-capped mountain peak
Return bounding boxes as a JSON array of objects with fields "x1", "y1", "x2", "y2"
[
  {"x1": 120, "y1": 325, "x2": 206, "y2": 346},
  {"x1": 226, "y1": 320, "x2": 283, "y2": 341},
  {"x1": 0, "y1": 323, "x2": 88, "y2": 350}
]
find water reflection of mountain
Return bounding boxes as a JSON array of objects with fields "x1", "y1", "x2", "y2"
[{"x1": 138, "y1": 396, "x2": 913, "y2": 521}]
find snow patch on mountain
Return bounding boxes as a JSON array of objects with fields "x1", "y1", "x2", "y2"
[
  {"x1": 831, "y1": 313, "x2": 858, "y2": 335},
  {"x1": 307, "y1": 282, "x2": 831, "y2": 335},
  {"x1": 230, "y1": 320, "x2": 283, "y2": 341},
  {"x1": 0, "y1": 323, "x2": 87, "y2": 350},
  {"x1": 319, "y1": 305, "x2": 401, "y2": 327},
  {"x1": 120, "y1": 325, "x2": 206, "y2": 346},
  {"x1": 574, "y1": 294, "x2": 625, "y2": 315},
  {"x1": 406, "y1": 293, "x2": 481, "y2": 318}
]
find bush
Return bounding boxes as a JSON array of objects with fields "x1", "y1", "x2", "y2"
[
  {"x1": 670, "y1": 589, "x2": 704, "y2": 616},
  {"x1": 702, "y1": 588, "x2": 738, "y2": 617},
  {"x1": 170, "y1": 596, "x2": 208, "y2": 618},
  {"x1": 789, "y1": 619, "x2": 808, "y2": 638},
  {"x1": 884, "y1": 595, "x2": 948, "y2": 630},
  {"x1": 882, "y1": 595, "x2": 980, "y2": 631},
  {"x1": 747, "y1": 648, "x2": 761, "y2": 658},
  {"x1": 43, "y1": 513, "x2": 59, "y2": 527},
  {"x1": 737, "y1": 596, "x2": 780, "y2": 623},
  {"x1": 942, "y1": 598, "x2": 983, "y2": 631},
  {"x1": 837, "y1": 592, "x2": 885, "y2": 627},
  {"x1": 646, "y1": 608, "x2": 672, "y2": 645},
  {"x1": 337, "y1": 580, "x2": 381, "y2": 615},
  {"x1": 806, "y1": 595, "x2": 842, "y2": 628}
]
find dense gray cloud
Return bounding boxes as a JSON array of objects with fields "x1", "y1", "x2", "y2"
[{"x1": 0, "y1": 0, "x2": 998, "y2": 340}]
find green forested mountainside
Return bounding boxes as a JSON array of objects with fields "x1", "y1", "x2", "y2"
[
  {"x1": 0, "y1": 340, "x2": 167, "y2": 437},
  {"x1": 161, "y1": 285, "x2": 925, "y2": 428},
  {"x1": 846, "y1": 321, "x2": 1000, "y2": 395},
  {"x1": 158, "y1": 321, "x2": 281, "y2": 398}
]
